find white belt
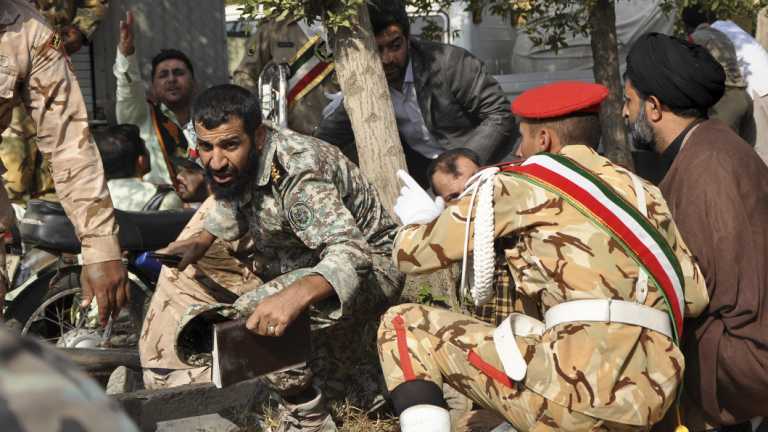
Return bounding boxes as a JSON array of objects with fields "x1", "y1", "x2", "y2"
[{"x1": 544, "y1": 299, "x2": 672, "y2": 338}]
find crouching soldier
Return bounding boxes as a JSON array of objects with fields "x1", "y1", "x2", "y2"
[
  {"x1": 142, "y1": 84, "x2": 404, "y2": 431},
  {"x1": 378, "y1": 81, "x2": 710, "y2": 431}
]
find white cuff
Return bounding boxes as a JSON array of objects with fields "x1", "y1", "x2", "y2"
[{"x1": 399, "y1": 405, "x2": 451, "y2": 432}]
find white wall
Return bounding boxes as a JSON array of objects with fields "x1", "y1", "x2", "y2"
[{"x1": 88, "y1": 0, "x2": 228, "y2": 124}]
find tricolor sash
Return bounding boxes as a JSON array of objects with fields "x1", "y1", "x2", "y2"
[
  {"x1": 287, "y1": 35, "x2": 334, "y2": 107},
  {"x1": 502, "y1": 153, "x2": 685, "y2": 341}
]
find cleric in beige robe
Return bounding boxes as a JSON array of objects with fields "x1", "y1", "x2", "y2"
[{"x1": 623, "y1": 32, "x2": 768, "y2": 429}]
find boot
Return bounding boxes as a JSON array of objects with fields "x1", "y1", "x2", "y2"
[{"x1": 273, "y1": 388, "x2": 337, "y2": 432}]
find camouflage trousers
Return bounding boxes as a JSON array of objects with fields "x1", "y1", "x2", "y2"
[
  {"x1": 377, "y1": 304, "x2": 646, "y2": 432},
  {"x1": 0, "y1": 325, "x2": 138, "y2": 432},
  {"x1": 140, "y1": 200, "x2": 392, "y2": 407}
]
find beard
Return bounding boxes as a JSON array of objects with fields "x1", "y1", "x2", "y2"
[
  {"x1": 627, "y1": 106, "x2": 657, "y2": 152},
  {"x1": 205, "y1": 147, "x2": 261, "y2": 200}
]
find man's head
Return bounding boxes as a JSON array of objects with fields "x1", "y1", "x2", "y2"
[
  {"x1": 173, "y1": 158, "x2": 208, "y2": 203},
  {"x1": 622, "y1": 33, "x2": 725, "y2": 153},
  {"x1": 428, "y1": 148, "x2": 481, "y2": 201},
  {"x1": 93, "y1": 124, "x2": 149, "y2": 180},
  {"x1": 192, "y1": 84, "x2": 265, "y2": 200},
  {"x1": 511, "y1": 81, "x2": 607, "y2": 158},
  {"x1": 369, "y1": 0, "x2": 410, "y2": 86},
  {"x1": 682, "y1": 6, "x2": 715, "y2": 35},
  {"x1": 151, "y1": 49, "x2": 196, "y2": 110}
]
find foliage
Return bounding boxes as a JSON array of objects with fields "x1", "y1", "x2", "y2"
[{"x1": 239, "y1": 0, "x2": 768, "y2": 52}]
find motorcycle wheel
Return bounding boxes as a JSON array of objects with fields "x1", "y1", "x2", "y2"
[{"x1": 20, "y1": 271, "x2": 150, "y2": 348}]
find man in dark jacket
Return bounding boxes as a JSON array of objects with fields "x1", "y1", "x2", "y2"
[{"x1": 315, "y1": 1, "x2": 516, "y2": 187}]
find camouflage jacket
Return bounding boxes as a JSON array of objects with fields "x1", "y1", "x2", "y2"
[
  {"x1": 33, "y1": 0, "x2": 108, "y2": 40},
  {"x1": 205, "y1": 125, "x2": 400, "y2": 319},
  {"x1": 0, "y1": 0, "x2": 120, "y2": 264},
  {"x1": 233, "y1": 18, "x2": 339, "y2": 136},
  {"x1": 691, "y1": 23, "x2": 747, "y2": 88},
  {"x1": 0, "y1": 325, "x2": 138, "y2": 431},
  {"x1": 393, "y1": 145, "x2": 709, "y2": 426}
]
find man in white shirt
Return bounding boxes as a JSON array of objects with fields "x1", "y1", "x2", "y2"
[
  {"x1": 94, "y1": 125, "x2": 183, "y2": 212},
  {"x1": 712, "y1": 20, "x2": 768, "y2": 166},
  {"x1": 113, "y1": 11, "x2": 197, "y2": 185}
]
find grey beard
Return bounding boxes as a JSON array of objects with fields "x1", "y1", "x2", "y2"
[{"x1": 628, "y1": 106, "x2": 657, "y2": 152}]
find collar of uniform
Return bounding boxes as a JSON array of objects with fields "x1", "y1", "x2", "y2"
[
  {"x1": 254, "y1": 121, "x2": 278, "y2": 188},
  {"x1": 557, "y1": 144, "x2": 599, "y2": 161}
]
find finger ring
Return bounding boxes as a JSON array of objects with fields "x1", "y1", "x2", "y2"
[{"x1": 268, "y1": 324, "x2": 275, "y2": 335}]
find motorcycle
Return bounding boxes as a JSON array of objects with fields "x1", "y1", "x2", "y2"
[{"x1": 3, "y1": 199, "x2": 193, "y2": 349}]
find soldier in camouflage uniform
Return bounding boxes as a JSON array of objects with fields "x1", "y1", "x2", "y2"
[
  {"x1": 0, "y1": 325, "x2": 138, "y2": 431},
  {"x1": 233, "y1": 17, "x2": 338, "y2": 136},
  {"x1": 0, "y1": 0, "x2": 109, "y2": 203},
  {"x1": 140, "y1": 84, "x2": 403, "y2": 431},
  {"x1": 683, "y1": 7, "x2": 754, "y2": 144},
  {"x1": 1, "y1": 0, "x2": 128, "y2": 323},
  {"x1": 378, "y1": 82, "x2": 710, "y2": 431}
]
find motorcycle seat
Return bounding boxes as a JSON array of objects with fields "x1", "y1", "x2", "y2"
[{"x1": 20, "y1": 200, "x2": 195, "y2": 254}]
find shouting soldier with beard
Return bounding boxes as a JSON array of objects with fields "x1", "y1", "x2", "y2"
[{"x1": 140, "y1": 84, "x2": 404, "y2": 432}]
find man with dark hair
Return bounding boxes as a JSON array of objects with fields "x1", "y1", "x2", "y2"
[
  {"x1": 381, "y1": 80, "x2": 708, "y2": 431},
  {"x1": 140, "y1": 84, "x2": 404, "y2": 431},
  {"x1": 427, "y1": 148, "x2": 481, "y2": 202},
  {"x1": 623, "y1": 32, "x2": 768, "y2": 430},
  {"x1": 94, "y1": 125, "x2": 183, "y2": 211},
  {"x1": 682, "y1": 6, "x2": 754, "y2": 143},
  {"x1": 172, "y1": 157, "x2": 208, "y2": 207},
  {"x1": 114, "y1": 11, "x2": 197, "y2": 186},
  {"x1": 316, "y1": 0, "x2": 516, "y2": 187}
]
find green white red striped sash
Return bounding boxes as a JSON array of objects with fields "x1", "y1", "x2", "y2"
[
  {"x1": 502, "y1": 153, "x2": 685, "y2": 341},
  {"x1": 287, "y1": 35, "x2": 334, "y2": 107}
]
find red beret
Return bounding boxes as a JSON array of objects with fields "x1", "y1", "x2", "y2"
[{"x1": 511, "y1": 81, "x2": 609, "y2": 119}]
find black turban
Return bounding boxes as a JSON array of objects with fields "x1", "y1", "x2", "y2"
[{"x1": 626, "y1": 32, "x2": 725, "y2": 112}]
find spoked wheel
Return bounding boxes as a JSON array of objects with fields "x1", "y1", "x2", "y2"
[{"x1": 21, "y1": 282, "x2": 149, "y2": 349}]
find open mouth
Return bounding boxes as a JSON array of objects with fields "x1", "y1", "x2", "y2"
[{"x1": 211, "y1": 174, "x2": 233, "y2": 185}]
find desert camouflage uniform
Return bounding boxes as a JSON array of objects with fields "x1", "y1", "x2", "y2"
[
  {"x1": 139, "y1": 125, "x2": 403, "y2": 403},
  {"x1": 0, "y1": 0, "x2": 109, "y2": 203},
  {"x1": 0, "y1": 0, "x2": 120, "y2": 265},
  {"x1": 379, "y1": 145, "x2": 709, "y2": 430},
  {"x1": 690, "y1": 23, "x2": 755, "y2": 143},
  {"x1": 233, "y1": 18, "x2": 338, "y2": 136},
  {"x1": 0, "y1": 325, "x2": 138, "y2": 431}
]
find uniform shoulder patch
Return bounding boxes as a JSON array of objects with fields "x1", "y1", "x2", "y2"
[{"x1": 287, "y1": 202, "x2": 314, "y2": 231}]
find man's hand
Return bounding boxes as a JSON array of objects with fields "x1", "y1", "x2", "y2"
[
  {"x1": 118, "y1": 11, "x2": 135, "y2": 56},
  {"x1": 157, "y1": 230, "x2": 216, "y2": 271},
  {"x1": 80, "y1": 260, "x2": 129, "y2": 327},
  {"x1": 246, "y1": 275, "x2": 333, "y2": 337},
  {"x1": 393, "y1": 170, "x2": 445, "y2": 226}
]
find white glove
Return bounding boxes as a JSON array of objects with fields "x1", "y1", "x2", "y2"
[{"x1": 393, "y1": 170, "x2": 445, "y2": 226}]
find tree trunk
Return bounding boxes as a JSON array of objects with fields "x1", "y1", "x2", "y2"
[
  {"x1": 589, "y1": 0, "x2": 634, "y2": 170},
  {"x1": 758, "y1": 7, "x2": 768, "y2": 51},
  {"x1": 331, "y1": 4, "x2": 408, "y2": 213}
]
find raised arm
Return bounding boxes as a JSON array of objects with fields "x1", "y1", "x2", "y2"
[{"x1": 113, "y1": 11, "x2": 149, "y2": 126}]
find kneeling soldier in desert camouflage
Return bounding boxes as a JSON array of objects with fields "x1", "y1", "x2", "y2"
[{"x1": 378, "y1": 81, "x2": 710, "y2": 432}]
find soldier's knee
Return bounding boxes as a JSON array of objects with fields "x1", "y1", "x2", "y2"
[{"x1": 379, "y1": 303, "x2": 417, "y2": 335}]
